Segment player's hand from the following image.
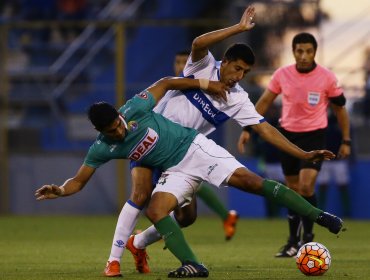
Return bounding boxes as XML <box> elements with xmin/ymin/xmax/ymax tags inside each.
<box><xmin>337</xmin><ymin>143</ymin><xmax>351</xmax><ymax>159</ymax></box>
<box><xmin>237</xmin><ymin>130</ymin><xmax>251</xmax><ymax>154</ymax></box>
<box><xmin>238</xmin><ymin>5</ymin><xmax>256</xmax><ymax>31</ymax></box>
<box><xmin>35</xmin><ymin>184</ymin><xmax>63</xmax><ymax>200</ymax></box>
<box><xmin>207</xmin><ymin>81</ymin><xmax>230</xmax><ymax>102</ymax></box>
<box><xmin>305</xmin><ymin>150</ymin><xmax>335</xmax><ymax>163</ymax></box>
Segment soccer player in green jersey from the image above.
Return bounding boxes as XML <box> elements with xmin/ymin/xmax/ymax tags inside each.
<box><xmin>35</xmin><ymin>76</ymin><xmax>343</xmax><ymax>278</ymax></box>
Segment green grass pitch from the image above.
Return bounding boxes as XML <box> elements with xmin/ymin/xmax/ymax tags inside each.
<box><xmin>1</xmin><ymin>215</ymin><xmax>370</xmax><ymax>279</ymax></box>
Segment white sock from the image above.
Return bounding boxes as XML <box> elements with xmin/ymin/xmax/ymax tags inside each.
<box><xmin>108</xmin><ymin>201</ymin><xmax>142</xmax><ymax>262</ymax></box>
<box><xmin>134</xmin><ymin>211</ymin><xmax>179</xmax><ymax>249</ymax></box>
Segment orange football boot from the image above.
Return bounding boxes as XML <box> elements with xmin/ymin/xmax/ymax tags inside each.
<box><xmin>103</xmin><ymin>260</ymin><xmax>122</xmax><ymax>277</ymax></box>
<box><xmin>223</xmin><ymin>210</ymin><xmax>239</xmax><ymax>240</ymax></box>
<box><xmin>126</xmin><ymin>235</ymin><xmax>150</xmax><ymax>273</ymax></box>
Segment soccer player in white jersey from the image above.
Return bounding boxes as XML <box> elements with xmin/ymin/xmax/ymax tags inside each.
<box><xmin>35</xmin><ymin>75</ymin><xmax>343</xmax><ymax>278</ymax></box>
<box><xmin>104</xmin><ymin>6</ymin><xmax>261</xmax><ymax>276</ymax></box>
<box><xmin>173</xmin><ymin>49</ymin><xmax>239</xmax><ymax>241</ymax></box>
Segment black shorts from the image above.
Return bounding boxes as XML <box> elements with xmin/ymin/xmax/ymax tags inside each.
<box><xmin>278</xmin><ymin>127</ymin><xmax>326</xmax><ymax>176</ymax></box>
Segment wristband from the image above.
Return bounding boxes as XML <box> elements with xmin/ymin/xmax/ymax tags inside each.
<box><xmin>199</xmin><ymin>79</ymin><xmax>209</xmax><ymax>90</ymax></box>
<box><xmin>59</xmin><ymin>186</ymin><xmax>65</xmax><ymax>196</ymax></box>
<box><xmin>341</xmin><ymin>139</ymin><xmax>351</xmax><ymax>146</ymax></box>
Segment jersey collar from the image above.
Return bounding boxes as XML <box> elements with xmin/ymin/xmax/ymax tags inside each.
<box><xmin>119</xmin><ymin>115</ymin><xmax>128</xmax><ymax>129</ymax></box>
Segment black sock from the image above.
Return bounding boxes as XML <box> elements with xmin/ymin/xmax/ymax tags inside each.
<box><xmin>287</xmin><ymin>209</ymin><xmax>301</xmax><ymax>244</ymax></box>
<box><xmin>301</xmin><ymin>194</ymin><xmax>317</xmax><ymax>237</ymax></box>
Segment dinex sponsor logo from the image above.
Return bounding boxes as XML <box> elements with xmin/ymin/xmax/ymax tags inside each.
<box><xmin>193</xmin><ymin>93</ymin><xmax>217</xmax><ymax>118</ymax></box>
<box><xmin>128</xmin><ymin>128</ymin><xmax>159</xmax><ymax>161</ymax></box>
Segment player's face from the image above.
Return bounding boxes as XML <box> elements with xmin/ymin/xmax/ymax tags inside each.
<box><xmin>101</xmin><ymin>117</ymin><xmax>126</xmax><ymax>140</ymax></box>
<box><xmin>174</xmin><ymin>54</ymin><xmax>189</xmax><ymax>76</ymax></box>
<box><xmin>293</xmin><ymin>43</ymin><xmax>316</xmax><ymax>71</ymax></box>
<box><xmin>220</xmin><ymin>59</ymin><xmax>251</xmax><ymax>87</ymax></box>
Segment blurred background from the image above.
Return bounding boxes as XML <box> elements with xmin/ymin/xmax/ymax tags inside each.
<box><xmin>0</xmin><ymin>0</ymin><xmax>369</xmax><ymax>218</ymax></box>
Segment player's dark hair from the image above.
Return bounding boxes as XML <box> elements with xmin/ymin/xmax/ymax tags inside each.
<box><xmin>88</xmin><ymin>101</ymin><xmax>118</xmax><ymax>131</ymax></box>
<box><xmin>223</xmin><ymin>43</ymin><xmax>255</xmax><ymax>65</ymax></box>
<box><xmin>292</xmin><ymin>32</ymin><xmax>318</xmax><ymax>51</ymax></box>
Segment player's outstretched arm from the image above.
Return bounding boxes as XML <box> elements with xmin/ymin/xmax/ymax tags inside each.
<box><xmin>35</xmin><ymin>164</ymin><xmax>95</xmax><ymax>200</ymax></box>
<box><xmin>305</xmin><ymin>150</ymin><xmax>336</xmax><ymax>163</ymax></box>
<box><xmin>253</xmin><ymin>122</ymin><xmax>335</xmax><ymax>161</ymax></box>
<box><xmin>255</xmin><ymin>89</ymin><xmax>277</xmax><ymax>116</ymax></box>
<box><xmin>147</xmin><ymin>77</ymin><xmax>229</xmax><ymax>104</ymax></box>
<box><xmin>191</xmin><ymin>5</ymin><xmax>256</xmax><ymax>62</ymax></box>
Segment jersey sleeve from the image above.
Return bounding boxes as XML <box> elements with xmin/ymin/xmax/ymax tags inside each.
<box><xmin>232</xmin><ymin>93</ymin><xmax>265</xmax><ymax>127</ymax></box>
<box><xmin>122</xmin><ymin>90</ymin><xmax>156</xmax><ymax>117</ymax></box>
<box><xmin>83</xmin><ymin>142</ymin><xmax>110</xmax><ymax>169</ymax></box>
<box><xmin>326</xmin><ymin>72</ymin><xmax>343</xmax><ymax>98</ymax></box>
<box><xmin>183</xmin><ymin>51</ymin><xmax>216</xmax><ymax>77</ymax></box>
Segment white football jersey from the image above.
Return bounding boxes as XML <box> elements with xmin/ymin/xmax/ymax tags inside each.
<box><xmin>154</xmin><ymin>51</ymin><xmax>264</xmax><ymax>136</ymax></box>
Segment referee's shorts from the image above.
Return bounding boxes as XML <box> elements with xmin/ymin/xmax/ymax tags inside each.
<box><xmin>278</xmin><ymin>127</ymin><xmax>326</xmax><ymax>176</ymax></box>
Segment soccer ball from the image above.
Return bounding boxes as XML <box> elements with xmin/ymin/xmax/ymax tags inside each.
<box><xmin>296</xmin><ymin>242</ymin><xmax>331</xmax><ymax>276</ymax></box>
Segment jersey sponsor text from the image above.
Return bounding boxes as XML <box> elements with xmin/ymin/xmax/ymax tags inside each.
<box><xmin>128</xmin><ymin>128</ymin><xmax>159</xmax><ymax>161</ymax></box>
<box><xmin>193</xmin><ymin>93</ymin><xmax>217</xmax><ymax>118</ymax></box>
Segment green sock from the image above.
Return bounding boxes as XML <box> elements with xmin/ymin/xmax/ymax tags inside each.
<box><xmin>154</xmin><ymin>216</ymin><xmax>199</xmax><ymax>263</ymax></box>
<box><xmin>262</xmin><ymin>179</ymin><xmax>321</xmax><ymax>221</ymax></box>
<box><xmin>197</xmin><ymin>182</ymin><xmax>228</xmax><ymax>220</ymax></box>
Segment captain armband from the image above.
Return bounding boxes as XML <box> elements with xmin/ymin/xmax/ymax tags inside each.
<box><xmin>329</xmin><ymin>94</ymin><xmax>346</xmax><ymax>106</ymax></box>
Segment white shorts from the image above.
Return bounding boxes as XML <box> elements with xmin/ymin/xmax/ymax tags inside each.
<box><xmin>152</xmin><ymin>134</ymin><xmax>245</xmax><ymax>206</ymax></box>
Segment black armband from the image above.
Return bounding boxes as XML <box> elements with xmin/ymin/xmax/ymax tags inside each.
<box><xmin>243</xmin><ymin>126</ymin><xmax>253</xmax><ymax>132</ymax></box>
<box><xmin>329</xmin><ymin>94</ymin><xmax>346</xmax><ymax>106</ymax></box>
<box><xmin>341</xmin><ymin>139</ymin><xmax>351</xmax><ymax>146</ymax></box>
